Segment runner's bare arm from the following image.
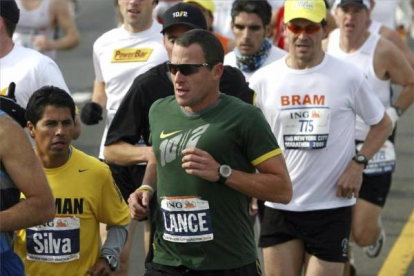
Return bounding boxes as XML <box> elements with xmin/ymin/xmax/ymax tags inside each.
<box><xmin>0</xmin><ymin>116</ymin><xmax>55</xmax><ymax>231</ymax></box>
<box><xmin>104</xmin><ymin>141</ymin><xmax>152</xmax><ymax>166</ymax></box>
<box><xmin>182</xmin><ymin>147</ymin><xmax>292</xmax><ymax>204</ymax></box>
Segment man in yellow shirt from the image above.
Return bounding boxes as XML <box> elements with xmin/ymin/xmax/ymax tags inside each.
<box><xmin>14</xmin><ymin>86</ymin><xmax>130</xmax><ymax>276</ymax></box>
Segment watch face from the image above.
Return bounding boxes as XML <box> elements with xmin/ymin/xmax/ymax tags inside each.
<box><xmin>220</xmin><ymin>165</ymin><xmax>232</xmax><ymax>178</ymax></box>
<box><xmin>357</xmin><ymin>156</ymin><xmax>365</xmax><ymax>162</ymax></box>
<box><xmin>354</xmin><ymin>155</ymin><xmax>367</xmax><ymax>164</ymax></box>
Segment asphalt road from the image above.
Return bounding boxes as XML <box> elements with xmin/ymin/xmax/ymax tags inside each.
<box><xmin>55</xmin><ymin>1</ymin><xmax>414</xmax><ymax>275</ymax></box>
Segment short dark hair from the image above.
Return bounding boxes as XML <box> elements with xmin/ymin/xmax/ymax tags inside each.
<box><xmin>26</xmin><ymin>86</ymin><xmax>76</xmax><ymax>126</ymax></box>
<box><xmin>174</xmin><ymin>29</ymin><xmax>224</xmax><ymax>63</ymax></box>
<box><xmin>231</xmin><ymin>0</ymin><xmax>272</xmax><ymax>27</ymax></box>
<box><xmin>2</xmin><ymin>16</ymin><xmax>17</xmax><ymax>37</ymax></box>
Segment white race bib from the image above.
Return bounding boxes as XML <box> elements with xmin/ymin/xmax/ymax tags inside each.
<box><xmin>281</xmin><ymin>107</ymin><xmax>331</xmax><ymax>149</ymax></box>
<box><xmin>161</xmin><ymin>197</ymin><xmax>213</xmax><ymax>243</ymax></box>
<box><xmin>357</xmin><ymin>140</ymin><xmax>396</xmax><ymax>175</ymax></box>
<box><xmin>26</xmin><ymin>217</ymin><xmax>80</xmax><ymax>263</ymax></box>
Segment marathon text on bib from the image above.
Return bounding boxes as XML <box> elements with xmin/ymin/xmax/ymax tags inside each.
<box><xmin>357</xmin><ymin>140</ymin><xmax>396</xmax><ymax>175</ymax></box>
<box><xmin>281</xmin><ymin>107</ymin><xmax>331</xmax><ymax>149</ymax></box>
<box><xmin>161</xmin><ymin>197</ymin><xmax>213</xmax><ymax>243</ymax></box>
<box><xmin>26</xmin><ymin>216</ymin><xmax>80</xmax><ymax>263</ymax></box>
<box><xmin>111</xmin><ymin>48</ymin><xmax>153</xmax><ymax>63</ymax></box>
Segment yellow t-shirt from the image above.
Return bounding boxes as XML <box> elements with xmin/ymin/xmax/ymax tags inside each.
<box><xmin>14</xmin><ymin>146</ymin><xmax>130</xmax><ymax>276</ymax></box>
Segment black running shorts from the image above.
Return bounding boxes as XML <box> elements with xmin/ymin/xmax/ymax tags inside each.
<box><xmin>359</xmin><ymin>172</ymin><xmax>392</xmax><ymax>207</ymax></box>
<box><xmin>259</xmin><ymin>206</ymin><xmax>352</xmax><ymax>263</ymax></box>
<box><xmin>108</xmin><ymin>163</ymin><xmax>146</xmax><ymax>202</ymax></box>
<box><xmin>143</xmin><ymin>261</ymin><xmax>262</xmax><ymax>276</ymax></box>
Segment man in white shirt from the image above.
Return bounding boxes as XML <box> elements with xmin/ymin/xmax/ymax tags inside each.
<box><xmin>80</xmin><ymin>0</ymin><xmax>168</xmax><ymax>275</ymax></box>
<box><xmin>250</xmin><ymin>0</ymin><xmax>392</xmax><ymax>275</ymax></box>
<box><xmin>0</xmin><ymin>0</ymin><xmax>81</xmax><ymax>138</ymax></box>
<box><xmin>224</xmin><ymin>0</ymin><xmax>285</xmax><ymax>81</ymax></box>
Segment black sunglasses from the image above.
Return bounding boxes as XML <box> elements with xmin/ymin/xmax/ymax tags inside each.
<box><xmin>167</xmin><ymin>62</ymin><xmax>218</xmax><ymax>76</ymax></box>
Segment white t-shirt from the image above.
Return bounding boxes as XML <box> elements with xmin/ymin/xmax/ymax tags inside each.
<box><xmin>93</xmin><ymin>20</ymin><xmax>168</xmax><ymax>158</ymax></box>
<box><xmin>1</xmin><ymin>44</ymin><xmax>69</xmax><ymax>108</ymax></box>
<box><xmin>250</xmin><ymin>54</ymin><xmax>384</xmax><ymax>212</ymax></box>
<box><xmin>327</xmin><ymin>29</ymin><xmax>390</xmax><ymax>140</ymax></box>
<box><xmin>224</xmin><ymin>45</ymin><xmax>286</xmax><ymax>81</ymax></box>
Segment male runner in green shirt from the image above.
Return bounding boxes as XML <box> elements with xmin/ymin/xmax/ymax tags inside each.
<box><xmin>129</xmin><ymin>29</ymin><xmax>292</xmax><ymax>276</ymax></box>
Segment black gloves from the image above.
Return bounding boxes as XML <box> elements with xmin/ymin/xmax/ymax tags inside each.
<box><xmin>80</xmin><ymin>102</ymin><xmax>103</xmax><ymax>125</ymax></box>
<box><xmin>0</xmin><ymin>82</ymin><xmax>27</xmax><ymax>128</ymax></box>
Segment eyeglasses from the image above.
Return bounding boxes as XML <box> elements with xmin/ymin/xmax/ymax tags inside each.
<box><xmin>167</xmin><ymin>62</ymin><xmax>217</xmax><ymax>76</ymax></box>
<box><xmin>286</xmin><ymin>24</ymin><xmax>322</xmax><ymax>35</ymax></box>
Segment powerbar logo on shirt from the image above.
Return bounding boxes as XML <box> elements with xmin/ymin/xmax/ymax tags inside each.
<box><xmin>111</xmin><ymin>48</ymin><xmax>153</xmax><ymax>63</ymax></box>
<box><xmin>161</xmin><ymin>197</ymin><xmax>213</xmax><ymax>243</ymax></box>
<box><xmin>26</xmin><ymin>217</ymin><xmax>80</xmax><ymax>263</ymax></box>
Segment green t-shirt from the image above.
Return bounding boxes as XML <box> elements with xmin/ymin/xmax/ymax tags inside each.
<box><xmin>149</xmin><ymin>94</ymin><xmax>281</xmax><ymax>270</ymax></box>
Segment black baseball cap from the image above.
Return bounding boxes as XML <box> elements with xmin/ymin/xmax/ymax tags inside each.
<box><xmin>0</xmin><ymin>0</ymin><xmax>20</xmax><ymax>24</ymax></box>
<box><xmin>336</xmin><ymin>0</ymin><xmax>370</xmax><ymax>9</ymax></box>
<box><xmin>161</xmin><ymin>3</ymin><xmax>207</xmax><ymax>34</ymax></box>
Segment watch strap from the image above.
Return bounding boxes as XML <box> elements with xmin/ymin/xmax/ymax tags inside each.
<box><xmin>217</xmin><ymin>175</ymin><xmax>227</xmax><ymax>185</ymax></box>
<box><xmin>352</xmin><ymin>154</ymin><xmax>368</xmax><ymax>169</ymax></box>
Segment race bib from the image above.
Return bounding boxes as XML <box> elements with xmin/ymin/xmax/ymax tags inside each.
<box><xmin>161</xmin><ymin>197</ymin><xmax>213</xmax><ymax>243</ymax></box>
<box><xmin>26</xmin><ymin>217</ymin><xmax>80</xmax><ymax>263</ymax></box>
<box><xmin>357</xmin><ymin>140</ymin><xmax>396</xmax><ymax>175</ymax></box>
<box><xmin>281</xmin><ymin>107</ymin><xmax>331</xmax><ymax>149</ymax></box>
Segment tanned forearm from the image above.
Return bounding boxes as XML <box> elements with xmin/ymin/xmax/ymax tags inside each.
<box><xmin>104</xmin><ymin>141</ymin><xmax>152</xmax><ymax>166</ymax></box>
<box><xmin>224</xmin><ymin>155</ymin><xmax>292</xmax><ymax>204</ymax></box>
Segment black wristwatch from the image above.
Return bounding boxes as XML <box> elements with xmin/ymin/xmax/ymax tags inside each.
<box><xmin>352</xmin><ymin>154</ymin><xmax>368</xmax><ymax>169</ymax></box>
<box><xmin>217</xmin><ymin>165</ymin><xmax>232</xmax><ymax>184</ymax></box>
<box><xmin>392</xmin><ymin>105</ymin><xmax>403</xmax><ymax>117</ymax></box>
<box><xmin>101</xmin><ymin>255</ymin><xmax>118</xmax><ymax>271</ymax></box>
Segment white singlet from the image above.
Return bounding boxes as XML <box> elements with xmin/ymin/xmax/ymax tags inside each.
<box><xmin>327</xmin><ymin>29</ymin><xmax>391</xmax><ymax>141</ymax></box>
<box><xmin>13</xmin><ymin>0</ymin><xmax>56</xmax><ymax>60</ymax></box>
